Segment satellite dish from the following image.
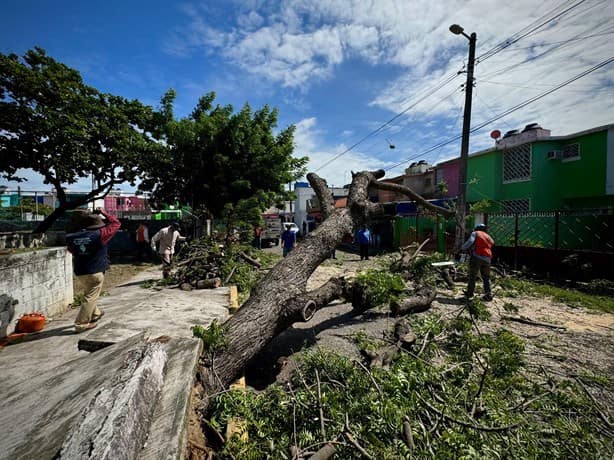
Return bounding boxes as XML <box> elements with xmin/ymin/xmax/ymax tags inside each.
<box><xmin>490</xmin><ymin>130</ymin><xmax>501</xmax><ymax>140</ymax></box>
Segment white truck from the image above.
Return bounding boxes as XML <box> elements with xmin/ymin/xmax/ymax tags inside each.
<box><xmin>261</xmin><ymin>214</ymin><xmax>282</xmax><ymax>246</ymax></box>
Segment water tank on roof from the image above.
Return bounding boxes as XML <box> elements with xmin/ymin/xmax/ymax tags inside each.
<box><xmin>502</xmin><ymin>129</ymin><xmax>519</xmax><ymax>138</ymax></box>
<box><xmin>418</xmin><ymin>160</ymin><xmax>427</xmax><ymax>165</ymax></box>
<box><xmin>409</xmin><ymin>162</ymin><xmax>417</xmax><ymax>168</ymax></box>
<box><xmin>522</xmin><ymin>123</ymin><xmax>542</xmax><ymax>132</ymax></box>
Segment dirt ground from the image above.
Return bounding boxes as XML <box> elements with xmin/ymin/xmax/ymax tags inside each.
<box><xmin>248</xmin><ymin>249</ymin><xmax>614</xmax><ymax>412</ymax></box>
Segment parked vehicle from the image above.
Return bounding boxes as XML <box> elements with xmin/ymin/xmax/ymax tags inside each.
<box><xmin>285</xmin><ymin>222</ymin><xmax>299</xmax><ymax>234</ymax></box>
<box><xmin>261</xmin><ymin>214</ymin><xmax>282</xmax><ymax>246</ymax></box>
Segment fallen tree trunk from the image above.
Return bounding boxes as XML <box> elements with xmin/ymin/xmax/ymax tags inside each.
<box><xmin>390</xmin><ymin>287</ymin><xmax>438</xmax><ymax>316</ymax></box>
<box><xmin>197</xmin><ymin>170</ymin><xmax>454</xmax><ymax>396</ymax></box>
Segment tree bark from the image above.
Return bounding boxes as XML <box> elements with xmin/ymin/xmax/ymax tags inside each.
<box><xmin>390</xmin><ymin>287</ymin><xmax>437</xmax><ymax>316</ymax></box>
<box><xmin>197</xmin><ymin>170</ymin><xmax>452</xmax><ymax>395</ymax></box>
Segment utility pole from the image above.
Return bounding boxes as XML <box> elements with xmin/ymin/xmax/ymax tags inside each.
<box><xmin>450</xmin><ymin>24</ymin><xmax>477</xmax><ymax>251</ymax></box>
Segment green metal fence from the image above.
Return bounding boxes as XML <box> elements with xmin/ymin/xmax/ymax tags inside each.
<box><xmin>486</xmin><ymin>209</ymin><xmax>614</xmax><ymax>253</ymax></box>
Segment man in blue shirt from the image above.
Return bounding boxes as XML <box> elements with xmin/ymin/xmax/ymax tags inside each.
<box><xmin>356</xmin><ymin>225</ymin><xmax>371</xmax><ymax>260</ymax></box>
<box><xmin>281</xmin><ymin>223</ymin><xmax>297</xmax><ymax>257</ymax></box>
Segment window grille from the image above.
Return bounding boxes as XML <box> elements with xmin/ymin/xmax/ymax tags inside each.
<box><xmin>503</xmin><ymin>144</ymin><xmax>531</xmax><ymax>182</ymax></box>
<box><xmin>562</xmin><ymin>143</ymin><xmax>580</xmax><ymax>160</ymax></box>
<box><xmin>502</xmin><ymin>199</ymin><xmax>530</xmax><ymax>214</ymax></box>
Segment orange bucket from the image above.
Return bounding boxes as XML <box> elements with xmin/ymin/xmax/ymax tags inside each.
<box><xmin>17</xmin><ymin>313</ymin><xmax>46</xmax><ymax>333</ymax></box>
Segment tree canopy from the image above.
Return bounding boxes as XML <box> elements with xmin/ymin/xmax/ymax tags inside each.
<box><xmin>139</xmin><ymin>90</ymin><xmax>308</xmax><ymax>224</ymax></box>
<box><xmin>0</xmin><ymin>47</ymin><xmax>164</xmax><ymax>232</ymax></box>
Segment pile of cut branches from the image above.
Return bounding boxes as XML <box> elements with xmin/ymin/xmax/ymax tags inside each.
<box><xmin>168</xmin><ymin>237</ymin><xmax>279</xmax><ymax>294</ymax></box>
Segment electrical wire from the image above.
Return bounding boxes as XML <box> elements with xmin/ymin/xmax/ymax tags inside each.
<box><xmin>313</xmin><ymin>0</ymin><xmax>602</xmax><ymax>174</ymax></box>
<box><xmin>384</xmin><ymin>56</ymin><xmax>614</xmax><ymax>171</ymax></box>
<box><xmin>491</xmin><ymin>30</ymin><xmax>614</xmax><ymax>53</ymax></box>
<box><xmin>312</xmin><ymin>72</ymin><xmax>461</xmax><ymax>172</ymax></box>
<box><xmin>476</xmin><ymin>0</ymin><xmax>589</xmax><ymax>63</ymax></box>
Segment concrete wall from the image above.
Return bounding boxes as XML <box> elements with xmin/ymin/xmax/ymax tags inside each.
<box><xmin>0</xmin><ymin>247</ymin><xmax>73</xmax><ymax>338</ymax></box>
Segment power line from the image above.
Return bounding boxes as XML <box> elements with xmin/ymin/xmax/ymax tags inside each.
<box><xmin>491</xmin><ymin>30</ymin><xmax>614</xmax><ymax>53</ymax></box>
<box><xmin>477</xmin><ymin>0</ymin><xmax>589</xmax><ymax>63</ymax></box>
<box><xmin>385</xmin><ymin>56</ymin><xmax>614</xmax><ymax>171</ymax></box>
<box><xmin>313</xmin><ymin>0</ymin><xmax>599</xmax><ymax>174</ymax></box>
<box><xmin>480</xmin><ymin>20</ymin><xmax>614</xmax><ymax>80</ymax></box>
<box><xmin>313</xmin><ymin>72</ymin><xmax>460</xmax><ymax>172</ymax></box>
<box><xmin>357</xmin><ymin>84</ymin><xmax>464</xmax><ymax>160</ymax></box>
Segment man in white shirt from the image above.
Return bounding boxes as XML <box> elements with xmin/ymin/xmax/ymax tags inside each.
<box><xmin>151</xmin><ymin>222</ymin><xmax>185</xmax><ymax>278</ymax></box>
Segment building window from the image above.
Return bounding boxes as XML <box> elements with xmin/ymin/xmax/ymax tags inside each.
<box><xmin>502</xmin><ymin>199</ymin><xmax>530</xmax><ymax>214</ymax></box>
<box><xmin>561</xmin><ymin>143</ymin><xmax>580</xmax><ymax>161</ymax></box>
<box><xmin>503</xmin><ymin>144</ymin><xmax>531</xmax><ymax>183</ymax></box>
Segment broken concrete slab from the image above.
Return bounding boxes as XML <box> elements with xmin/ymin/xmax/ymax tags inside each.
<box><xmin>79</xmin><ymin>286</ymin><xmax>230</xmax><ymax>352</ymax></box>
<box><xmin>59</xmin><ymin>342</ymin><xmax>167</xmax><ymax>460</ymax></box>
<box><xmin>0</xmin><ymin>334</ymin><xmax>203</xmax><ymax>460</ymax></box>
<box><xmin>0</xmin><ymin>333</ymin><xmax>147</xmax><ymax>460</ymax></box>
<box><xmin>139</xmin><ymin>337</ymin><xmax>202</xmax><ymax>460</ymax></box>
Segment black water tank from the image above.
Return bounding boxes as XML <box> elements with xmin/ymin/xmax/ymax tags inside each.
<box><xmin>522</xmin><ymin>123</ymin><xmax>542</xmax><ymax>132</ymax></box>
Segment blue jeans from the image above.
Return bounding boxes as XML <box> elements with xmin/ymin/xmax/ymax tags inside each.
<box><xmin>283</xmin><ymin>246</ymin><xmax>293</xmax><ymax>257</ymax></box>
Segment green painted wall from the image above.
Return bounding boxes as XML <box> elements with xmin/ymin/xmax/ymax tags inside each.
<box><xmin>530</xmin><ymin>131</ymin><xmax>609</xmax><ymax>210</ymax></box>
<box><xmin>466</xmin><ymin>151</ymin><xmax>498</xmax><ymax>204</ymax></box>
<box><xmin>466</xmin><ymin>129</ymin><xmax>613</xmax><ymax>211</ymax></box>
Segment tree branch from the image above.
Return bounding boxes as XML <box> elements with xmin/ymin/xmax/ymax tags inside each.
<box><xmin>307</xmin><ymin>173</ymin><xmax>335</xmax><ymax>220</ymax></box>
<box><xmin>372</xmin><ymin>181</ymin><xmax>454</xmax><ymax>217</ymax></box>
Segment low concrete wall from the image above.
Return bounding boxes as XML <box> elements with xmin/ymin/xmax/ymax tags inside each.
<box><xmin>0</xmin><ymin>247</ymin><xmax>73</xmax><ymax>338</ymax></box>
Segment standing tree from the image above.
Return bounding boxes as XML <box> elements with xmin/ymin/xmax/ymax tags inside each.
<box><xmin>0</xmin><ymin>47</ymin><xmax>165</xmax><ymax>233</ymax></box>
<box><xmin>139</xmin><ymin>90</ymin><xmax>307</xmax><ymax>227</ymax></box>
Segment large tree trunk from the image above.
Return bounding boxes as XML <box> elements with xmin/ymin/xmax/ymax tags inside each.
<box><xmin>198</xmin><ymin>170</ymin><xmax>452</xmax><ymax>394</ymax></box>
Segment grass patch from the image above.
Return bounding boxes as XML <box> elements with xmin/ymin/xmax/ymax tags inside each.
<box><xmin>498</xmin><ymin>278</ymin><xmax>614</xmax><ymax>314</ymax></box>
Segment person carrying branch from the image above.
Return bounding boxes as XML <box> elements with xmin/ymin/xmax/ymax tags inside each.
<box><xmin>66</xmin><ymin>208</ymin><xmax>121</xmax><ymax>332</ymax></box>
<box><xmin>151</xmin><ymin>222</ymin><xmax>185</xmax><ymax>278</ymax></box>
<box><xmin>460</xmin><ymin>223</ymin><xmax>495</xmax><ymax>301</ymax></box>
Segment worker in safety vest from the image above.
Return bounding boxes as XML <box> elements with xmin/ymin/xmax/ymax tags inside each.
<box><xmin>460</xmin><ymin>223</ymin><xmax>495</xmax><ymax>301</ymax></box>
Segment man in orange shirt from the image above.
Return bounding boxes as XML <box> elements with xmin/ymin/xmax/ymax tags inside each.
<box><xmin>135</xmin><ymin>223</ymin><xmax>150</xmax><ymax>261</ymax></box>
<box><xmin>460</xmin><ymin>223</ymin><xmax>495</xmax><ymax>301</ymax></box>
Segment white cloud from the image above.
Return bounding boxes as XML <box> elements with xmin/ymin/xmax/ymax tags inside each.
<box><xmin>293</xmin><ymin>117</ymin><xmax>400</xmax><ymax>186</ymax></box>
<box><xmin>162</xmin><ymin>0</ymin><xmax>613</xmax><ymax>173</ymax></box>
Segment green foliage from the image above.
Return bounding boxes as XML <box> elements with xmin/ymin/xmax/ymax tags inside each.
<box><xmin>1</xmin><ymin>198</ymin><xmax>54</xmax><ymax>219</ymax></box>
<box><xmin>207</xmin><ymin>333</ymin><xmax>611</xmax><ymax>459</ymax></box>
<box><xmin>436</xmin><ymin>179</ymin><xmax>448</xmax><ymax>196</ymax></box>
<box><xmin>469</xmin><ymin>199</ymin><xmax>499</xmax><ymax>214</ymax></box>
<box><xmin>354</xmin><ymin>269</ymin><xmax>406</xmax><ymax>307</ymax></box>
<box><xmin>0</xmin><ymin>48</ymin><xmax>164</xmax><ymax>231</ymax></box>
<box><xmin>139</xmin><ymin>89</ymin><xmax>308</xmax><ymax>218</ymax></box>
<box><xmin>192</xmin><ymin>320</ymin><xmax>227</xmax><ymax>355</ymax></box>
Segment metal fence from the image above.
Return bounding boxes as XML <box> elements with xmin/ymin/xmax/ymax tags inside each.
<box><xmin>485</xmin><ymin>209</ymin><xmax>614</xmax><ymax>278</ymax></box>
<box><xmin>486</xmin><ymin>209</ymin><xmax>614</xmax><ymax>253</ymax></box>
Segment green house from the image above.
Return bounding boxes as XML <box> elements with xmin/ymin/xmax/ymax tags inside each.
<box><xmin>466</xmin><ymin>123</ymin><xmax>614</xmax><ymax>212</ymax></box>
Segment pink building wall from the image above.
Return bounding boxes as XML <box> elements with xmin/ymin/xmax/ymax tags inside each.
<box><xmin>103</xmin><ymin>195</ymin><xmax>149</xmax><ymax>212</ymax></box>
<box><xmin>435</xmin><ymin>160</ymin><xmax>460</xmax><ymax>198</ymax></box>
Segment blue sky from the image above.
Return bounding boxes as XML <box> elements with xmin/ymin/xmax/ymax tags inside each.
<box><xmin>2</xmin><ymin>0</ymin><xmax>613</xmax><ymax>192</ymax></box>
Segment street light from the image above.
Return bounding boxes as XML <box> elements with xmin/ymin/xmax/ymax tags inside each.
<box><xmin>449</xmin><ymin>24</ymin><xmax>477</xmax><ymax>251</ymax></box>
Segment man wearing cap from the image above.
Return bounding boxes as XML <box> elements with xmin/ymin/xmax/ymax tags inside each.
<box><xmin>151</xmin><ymin>222</ymin><xmax>185</xmax><ymax>278</ymax></box>
<box><xmin>66</xmin><ymin>208</ymin><xmax>121</xmax><ymax>332</ymax></box>
<box><xmin>460</xmin><ymin>223</ymin><xmax>495</xmax><ymax>301</ymax></box>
